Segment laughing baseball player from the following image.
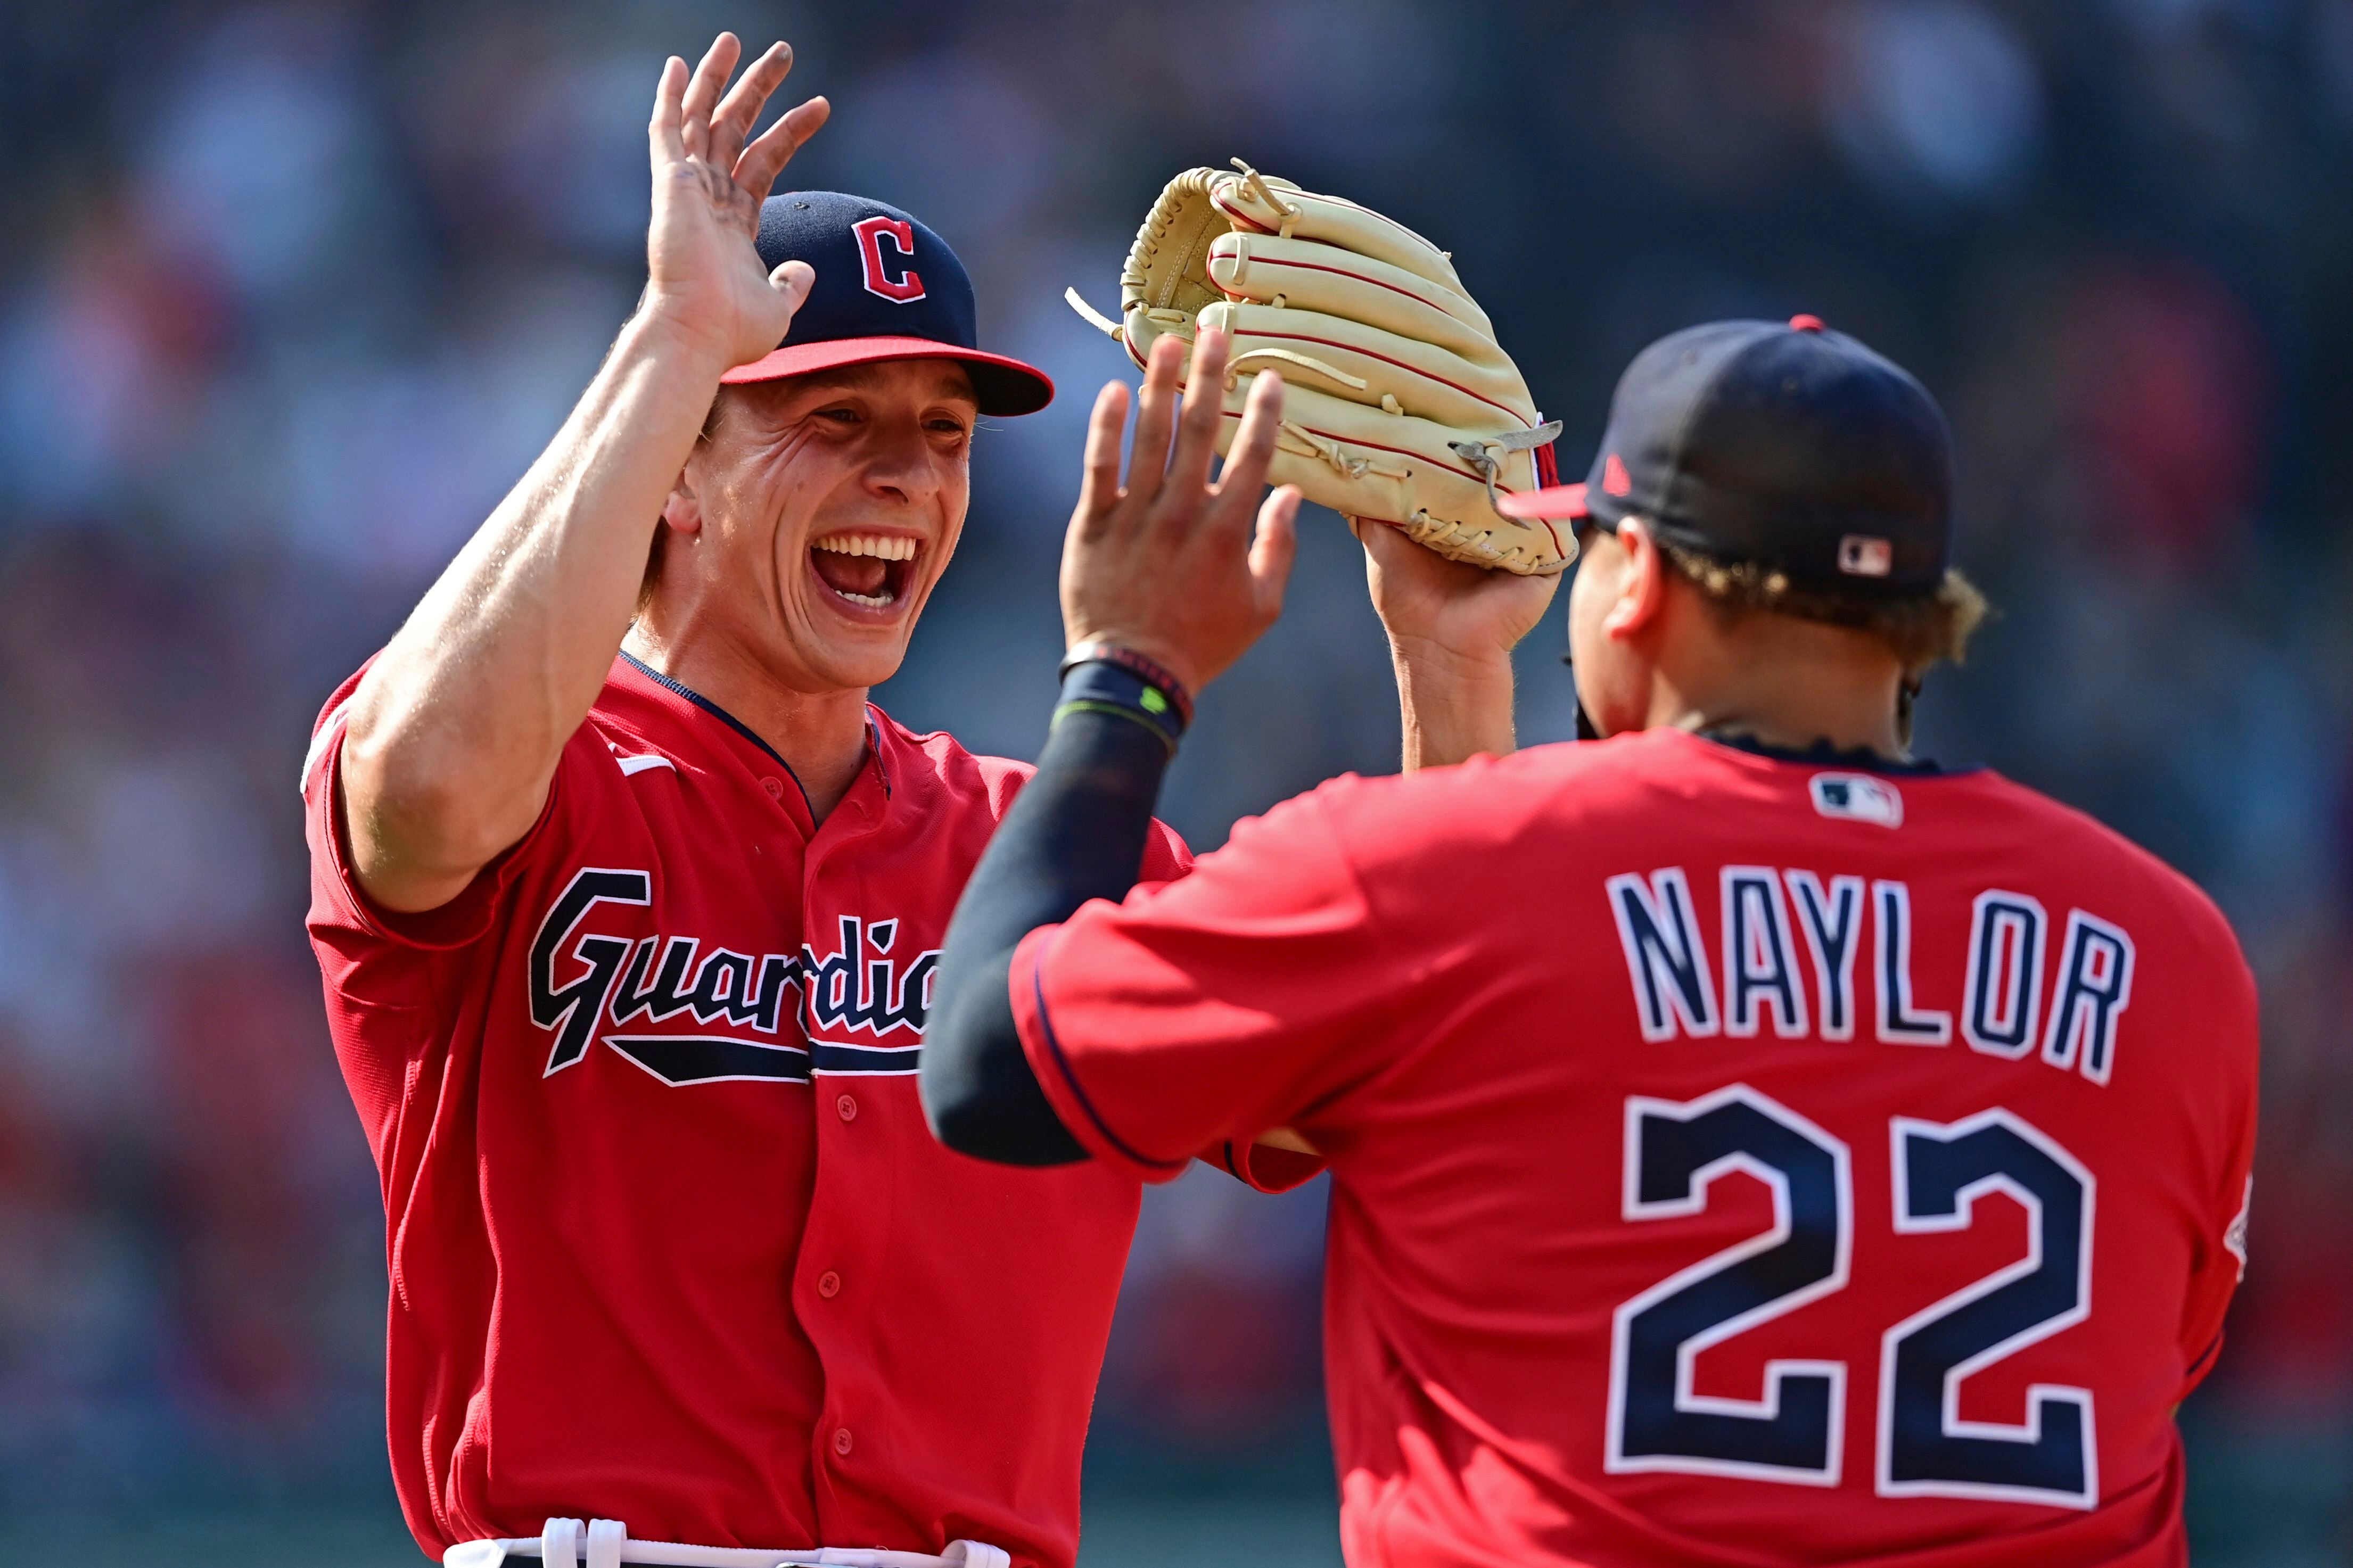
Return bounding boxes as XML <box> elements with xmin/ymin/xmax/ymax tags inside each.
<box><xmin>300</xmin><ymin>35</ymin><xmax>1339</xmax><ymax>1568</ymax></box>
<box><xmin>923</xmin><ymin>315</ymin><xmax>2259</xmax><ymax>1565</ymax></box>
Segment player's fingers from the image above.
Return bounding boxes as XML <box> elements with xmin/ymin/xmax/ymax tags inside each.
<box><xmin>1074</xmin><ymin>381</ymin><xmax>1131</xmax><ymax>533</ymax></box>
<box><xmin>649</xmin><ymin>56</ymin><xmax>688</xmax><ymax>166</ymax></box>
<box><xmin>679</xmin><ymin>32</ymin><xmax>741</xmax><ymax>160</ymax></box>
<box><xmin>738</xmin><ymin>96</ymin><xmax>828</xmax><ymax>198</ymax></box>
<box><xmin>1167</xmin><ymin>326</ymin><xmax>1229</xmax><ymax>496</ymax></box>
<box><xmin>1351</xmin><ymin>510</ymin><xmax>1414</xmax><ymax>570</ymax></box>
<box><xmin>1248</xmin><ymin>486</ymin><xmax>1303</xmax><ymax>622</ymax></box>
<box><xmin>708</xmin><ymin>41</ymin><xmax>789</xmax><ymax>169</ymax></box>
<box><xmin>1125</xmin><ymin>334</ymin><xmax>1184</xmax><ymax>514</ymax></box>
<box><xmin>710</xmin><ymin>43</ymin><xmax>786</xmax><ymax>137</ymax></box>
<box><xmin>1212</xmin><ymin>367</ymin><xmax>1285</xmax><ymax>526</ymax></box>
<box><xmin>767</xmin><ymin>259</ymin><xmax>816</xmax><ymax>319</ymax></box>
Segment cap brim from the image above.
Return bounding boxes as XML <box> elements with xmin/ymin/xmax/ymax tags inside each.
<box><xmin>719</xmin><ymin>336</ymin><xmax>1054</xmax><ymax>416</ymax></box>
<box><xmin>1496</xmin><ymin>481</ymin><xmax>1590</xmax><ymax>521</ymax></box>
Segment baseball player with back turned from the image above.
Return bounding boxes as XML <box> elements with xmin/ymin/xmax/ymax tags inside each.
<box><xmin>298</xmin><ymin>34</ymin><xmax>1339</xmax><ymax>1568</ymax></box>
<box><xmin>923</xmin><ymin>316</ymin><xmax>2259</xmax><ymax>1566</ymax></box>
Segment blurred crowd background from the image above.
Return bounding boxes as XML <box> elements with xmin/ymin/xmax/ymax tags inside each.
<box><xmin>0</xmin><ymin>0</ymin><xmax>2347</xmax><ymax>1562</ymax></box>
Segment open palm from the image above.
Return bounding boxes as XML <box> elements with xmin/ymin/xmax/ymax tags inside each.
<box><xmin>1062</xmin><ymin>331</ymin><xmax>1302</xmax><ymax>696</ymax></box>
<box><xmin>645</xmin><ymin>33</ymin><xmax>832</xmax><ymax>370</ymax></box>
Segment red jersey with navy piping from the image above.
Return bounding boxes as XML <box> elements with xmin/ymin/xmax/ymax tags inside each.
<box><xmin>1010</xmin><ymin>728</ymin><xmax>2257</xmax><ymax>1568</ymax></box>
<box><xmin>302</xmin><ymin>652</ymin><xmax>1313</xmax><ymax>1565</ymax></box>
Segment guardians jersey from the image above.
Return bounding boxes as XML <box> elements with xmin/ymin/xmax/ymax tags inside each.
<box><xmin>1012</xmin><ymin>728</ymin><xmax>2256</xmax><ymax>1567</ymax></box>
<box><xmin>303</xmin><ymin>651</ymin><xmax>1312</xmax><ymax>1566</ymax></box>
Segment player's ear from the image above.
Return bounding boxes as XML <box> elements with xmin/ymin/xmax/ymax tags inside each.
<box><xmin>661</xmin><ymin>471</ymin><xmax>705</xmax><ymax>536</ymax></box>
<box><xmin>1603</xmin><ymin>516</ymin><xmax>1668</xmax><ymax>640</ymax></box>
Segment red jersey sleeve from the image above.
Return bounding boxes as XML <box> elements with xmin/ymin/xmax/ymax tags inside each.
<box><xmin>1011</xmin><ymin>783</ymin><xmax>1409</xmax><ymax>1182</ymax></box>
<box><xmin>302</xmin><ymin>673</ymin><xmax>618</xmax><ymax>1168</ymax></box>
<box><xmin>1208</xmin><ymin>1136</ymin><xmax>1327</xmax><ymax>1194</ymax></box>
<box><xmin>2176</xmin><ymin>943</ymin><xmax>2260</xmax><ymax>1398</ymax></box>
<box><xmin>1139</xmin><ymin>816</ymin><xmax>1191</xmax><ymax>886</ymax></box>
<box><xmin>1127</xmin><ymin>808</ymin><xmax>1327</xmax><ymax>1193</ymax></box>
<box><xmin>302</xmin><ymin>677</ymin><xmax>606</xmax><ymax>967</ymax></box>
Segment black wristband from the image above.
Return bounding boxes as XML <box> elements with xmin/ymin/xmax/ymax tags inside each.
<box><xmin>1054</xmin><ymin>658</ymin><xmax>1187</xmax><ymax>756</ymax></box>
<box><xmin>1058</xmin><ymin>641</ymin><xmax>1195</xmax><ymax>728</ymax></box>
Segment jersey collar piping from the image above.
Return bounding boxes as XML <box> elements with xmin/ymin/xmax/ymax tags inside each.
<box><xmin>863</xmin><ymin>707</ymin><xmax>894</xmax><ymax>800</ymax></box>
<box><xmin>1688</xmin><ymin>725</ymin><xmax>1979</xmax><ymax>778</ymax></box>
<box><xmin>618</xmin><ymin>650</ymin><xmax>819</xmax><ymax>821</ymax></box>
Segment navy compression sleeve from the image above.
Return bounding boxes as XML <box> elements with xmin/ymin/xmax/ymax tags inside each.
<box><xmin>922</xmin><ymin>706</ymin><xmax>1171</xmax><ymax>1165</ymax></box>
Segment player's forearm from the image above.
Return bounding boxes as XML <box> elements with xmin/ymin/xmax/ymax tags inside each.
<box><xmin>343</xmin><ymin>310</ymin><xmax>730</xmax><ymax>909</ymax></box>
<box><xmin>1390</xmin><ymin>639</ymin><xmax>1518</xmax><ymax>771</ymax></box>
<box><xmin>924</xmin><ymin>708</ymin><xmax>1171</xmax><ymax>1165</ymax></box>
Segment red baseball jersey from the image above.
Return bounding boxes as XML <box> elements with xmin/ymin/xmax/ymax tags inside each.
<box><xmin>1013</xmin><ymin>728</ymin><xmax>2257</xmax><ymax>1568</ymax></box>
<box><xmin>302</xmin><ymin>653</ymin><xmax>1314</xmax><ymax>1566</ymax></box>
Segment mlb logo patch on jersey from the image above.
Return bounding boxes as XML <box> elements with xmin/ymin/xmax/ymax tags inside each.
<box><xmin>1811</xmin><ymin>772</ymin><xmax>1903</xmax><ymax>828</ymax></box>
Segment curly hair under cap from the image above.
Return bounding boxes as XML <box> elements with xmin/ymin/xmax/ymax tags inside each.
<box><xmin>1655</xmin><ymin>538</ymin><xmax>1990</xmax><ymax>677</ymax></box>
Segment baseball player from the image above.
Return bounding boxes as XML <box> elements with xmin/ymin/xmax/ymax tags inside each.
<box><xmin>299</xmin><ymin>36</ymin><xmax>1342</xmax><ymax>1568</ymax></box>
<box><xmin>922</xmin><ymin>316</ymin><xmax>2259</xmax><ymax>1565</ymax></box>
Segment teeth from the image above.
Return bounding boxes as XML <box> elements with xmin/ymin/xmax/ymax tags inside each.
<box><xmin>811</xmin><ymin>533</ymin><xmax>917</xmax><ymax>560</ymax></box>
<box><xmin>835</xmin><ymin>588</ymin><xmax>896</xmax><ymax>608</ymax></box>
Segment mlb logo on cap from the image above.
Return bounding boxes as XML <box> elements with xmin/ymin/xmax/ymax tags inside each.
<box><xmin>1838</xmin><ymin>534</ymin><xmax>1895</xmax><ymax>577</ymax></box>
<box><xmin>719</xmin><ymin>191</ymin><xmax>1053</xmax><ymax>417</ymax></box>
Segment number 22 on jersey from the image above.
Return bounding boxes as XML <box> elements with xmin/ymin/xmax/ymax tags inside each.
<box><xmin>1605</xmin><ymin>1085</ymin><xmax>2096</xmax><ymax>1509</ymax></box>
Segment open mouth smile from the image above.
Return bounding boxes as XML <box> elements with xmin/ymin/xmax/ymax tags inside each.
<box><xmin>809</xmin><ymin>532</ymin><xmax>919</xmax><ymax>614</ymax></box>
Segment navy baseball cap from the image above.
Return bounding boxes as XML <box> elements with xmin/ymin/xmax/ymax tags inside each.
<box><xmin>719</xmin><ymin>191</ymin><xmax>1052</xmax><ymax>417</ymax></box>
<box><xmin>1500</xmin><ymin>315</ymin><xmax>1954</xmax><ymax>593</ymax></box>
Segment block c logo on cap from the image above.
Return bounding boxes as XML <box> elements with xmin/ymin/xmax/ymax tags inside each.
<box><xmin>853</xmin><ymin>215</ymin><xmax>925</xmax><ymax>303</ymax></box>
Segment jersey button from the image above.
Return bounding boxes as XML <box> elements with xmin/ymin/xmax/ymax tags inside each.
<box><xmin>836</xmin><ymin>1093</ymin><xmax>858</xmax><ymax>1123</ymax></box>
<box><xmin>817</xmin><ymin>1270</ymin><xmax>842</xmax><ymax>1299</ymax></box>
<box><xmin>760</xmin><ymin>776</ymin><xmax>784</xmax><ymax>799</ymax></box>
<box><xmin>832</xmin><ymin>1427</ymin><xmax>853</xmax><ymax>1457</ymax></box>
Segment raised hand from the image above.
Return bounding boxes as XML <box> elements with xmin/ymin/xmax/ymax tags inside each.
<box><xmin>1348</xmin><ymin>515</ymin><xmax>1560</xmax><ymax>769</ymax></box>
<box><xmin>1062</xmin><ymin>332</ymin><xmax>1303</xmax><ymax>696</ymax></box>
<box><xmin>1349</xmin><ymin>513</ymin><xmax>1560</xmax><ymax>671</ymax></box>
<box><xmin>644</xmin><ymin>34</ymin><xmax>832</xmax><ymax>369</ymax></box>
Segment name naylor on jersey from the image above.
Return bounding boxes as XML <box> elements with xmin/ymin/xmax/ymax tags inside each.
<box><xmin>526</xmin><ymin>868</ymin><xmax>937</xmax><ymax>1080</ymax></box>
<box><xmin>1606</xmin><ymin>867</ymin><xmax>2135</xmax><ymax>1085</ymax></box>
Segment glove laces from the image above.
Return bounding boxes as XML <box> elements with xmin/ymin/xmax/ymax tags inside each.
<box><xmin>1448</xmin><ymin>421</ymin><xmax>1564</xmax><ymax>515</ymax></box>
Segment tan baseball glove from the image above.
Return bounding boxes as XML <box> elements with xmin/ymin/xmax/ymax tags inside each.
<box><xmin>1067</xmin><ymin>161</ymin><xmax>1569</xmax><ymax>575</ymax></box>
